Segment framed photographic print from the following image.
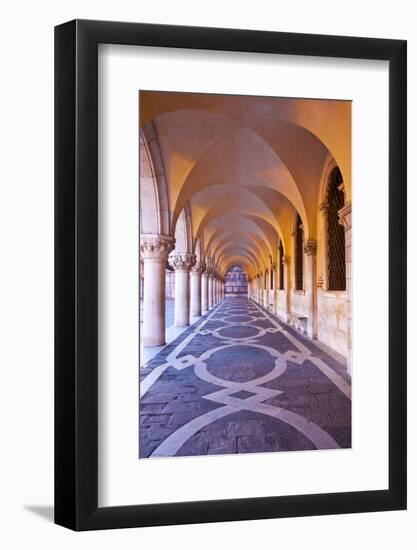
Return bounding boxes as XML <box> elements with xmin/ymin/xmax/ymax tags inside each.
<box><xmin>55</xmin><ymin>20</ymin><xmax>407</xmax><ymax>530</ymax></box>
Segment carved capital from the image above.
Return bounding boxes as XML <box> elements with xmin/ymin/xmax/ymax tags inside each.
<box><xmin>282</xmin><ymin>255</ymin><xmax>290</xmax><ymax>265</ymax></box>
<box><xmin>209</xmin><ymin>272</ymin><xmax>216</xmax><ymax>280</ymax></box>
<box><xmin>190</xmin><ymin>261</ymin><xmax>206</xmax><ymax>276</ymax></box>
<box><xmin>319</xmin><ymin>202</ymin><xmax>329</xmax><ymax>214</ymax></box>
<box><xmin>303</xmin><ymin>239</ymin><xmax>317</xmax><ymax>256</ymax></box>
<box><xmin>271</xmin><ymin>263</ymin><xmax>277</xmax><ymax>270</ymax></box>
<box><xmin>140</xmin><ymin>234</ymin><xmax>175</xmax><ymax>260</ymax></box>
<box><xmin>169</xmin><ymin>253</ymin><xmax>196</xmax><ymax>272</ymax></box>
<box><xmin>338</xmin><ymin>202</ymin><xmax>352</xmax><ymax>230</ymax></box>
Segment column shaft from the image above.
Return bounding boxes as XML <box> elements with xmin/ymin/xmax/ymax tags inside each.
<box><xmin>190</xmin><ymin>262</ymin><xmax>204</xmax><ymax>317</ymax></box>
<box><xmin>174</xmin><ymin>270</ymin><xmax>190</xmax><ymax>326</ymax></box>
<box><xmin>201</xmin><ymin>272</ymin><xmax>209</xmax><ymax>314</ymax></box>
<box><xmin>208</xmin><ymin>275</ymin><xmax>214</xmax><ymax>309</ymax></box>
<box><xmin>304</xmin><ymin>240</ymin><xmax>317</xmax><ymax>338</ymax></box>
<box><xmin>142</xmin><ymin>259</ymin><xmax>165</xmax><ymax>345</ymax></box>
<box><xmin>283</xmin><ymin>256</ymin><xmax>291</xmax><ymax>322</ymax></box>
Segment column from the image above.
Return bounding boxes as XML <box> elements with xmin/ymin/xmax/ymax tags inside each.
<box><xmin>190</xmin><ymin>261</ymin><xmax>205</xmax><ymax>318</ymax></box>
<box><xmin>282</xmin><ymin>255</ymin><xmax>291</xmax><ymax>322</ymax></box>
<box><xmin>208</xmin><ymin>272</ymin><xmax>215</xmax><ymax>309</ymax></box>
<box><xmin>169</xmin><ymin>253</ymin><xmax>196</xmax><ymax>327</ymax></box>
<box><xmin>170</xmin><ymin>270</ymin><xmax>175</xmax><ymax>298</ymax></box>
<box><xmin>271</xmin><ymin>262</ymin><xmax>278</xmax><ymax>315</ymax></box>
<box><xmin>211</xmin><ymin>274</ymin><xmax>217</xmax><ymax>306</ymax></box>
<box><xmin>339</xmin><ymin>202</ymin><xmax>352</xmax><ymax>375</ymax></box>
<box><xmin>304</xmin><ymin>240</ymin><xmax>317</xmax><ymax>338</ymax></box>
<box><xmin>257</xmin><ymin>274</ymin><xmax>261</xmax><ymax>304</ymax></box>
<box><xmin>139</xmin><ymin>260</ymin><xmax>144</xmax><ymax>302</ymax></box>
<box><xmin>140</xmin><ymin>234</ymin><xmax>174</xmax><ymax>346</ymax></box>
<box><xmin>201</xmin><ymin>269</ymin><xmax>209</xmax><ymax>314</ymax></box>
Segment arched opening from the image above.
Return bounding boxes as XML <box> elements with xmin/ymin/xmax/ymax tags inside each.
<box><xmin>225</xmin><ymin>265</ymin><xmax>248</xmax><ymax>296</ymax></box>
<box><xmin>294</xmin><ymin>213</ymin><xmax>304</xmax><ymax>290</ymax></box>
<box><xmin>279</xmin><ymin>241</ymin><xmax>284</xmax><ymax>290</ymax></box>
<box><xmin>327</xmin><ymin>167</ymin><xmax>346</xmax><ymax>291</ymax></box>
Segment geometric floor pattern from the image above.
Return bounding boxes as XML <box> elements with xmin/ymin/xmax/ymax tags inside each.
<box><xmin>139</xmin><ymin>297</ymin><xmax>351</xmax><ymax>458</ymax></box>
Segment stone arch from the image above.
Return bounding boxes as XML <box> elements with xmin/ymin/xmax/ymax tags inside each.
<box><xmin>173</xmin><ymin>202</ymin><xmax>193</xmax><ymax>254</ymax></box>
<box><xmin>139</xmin><ymin>125</ymin><xmax>170</xmax><ymax>236</ymax></box>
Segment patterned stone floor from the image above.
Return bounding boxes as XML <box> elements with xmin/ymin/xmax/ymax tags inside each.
<box><xmin>139</xmin><ymin>297</ymin><xmax>351</xmax><ymax>458</ymax></box>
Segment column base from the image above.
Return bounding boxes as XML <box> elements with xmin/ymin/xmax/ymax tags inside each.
<box><xmin>143</xmin><ymin>334</ymin><xmax>165</xmax><ymax>347</ymax></box>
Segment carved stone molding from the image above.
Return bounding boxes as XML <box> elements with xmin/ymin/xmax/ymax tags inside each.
<box><xmin>169</xmin><ymin>253</ymin><xmax>196</xmax><ymax>272</ymax></box>
<box><xmin>338</xmin><ymin>202</ymin><xmax>352</xmax><ymax>231</ymax></box>
<box><xmin>190</xmin><ymin>261</ymin><xmax>206</xmax><ymax>276</ymax></box>
<box><xmin>140</xmin><ymin>234</ymin><xmax>175</xmax><ymax>260</ymax></box>
<box><xmin>209</xmin><ymin>272</ymin><xmax>216</xmax><ymax>280</ymax></box>
<box><xmin>282</xmin><ymin>255</ymin><xmax>290</xmax><ymax>265</ymax></box>
<box><xmin>303</xmin><ymin>239</ymin><xmax>317</xmax><ymax>256</ymax></box>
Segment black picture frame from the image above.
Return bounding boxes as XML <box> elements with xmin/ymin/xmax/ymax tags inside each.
<box><xmin>55</xmin><ymin>19</ymin><xmax>407</xmax><ymax>531</ymax></box>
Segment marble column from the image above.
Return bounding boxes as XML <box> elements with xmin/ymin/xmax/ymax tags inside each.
<box><xmin>169</xmin><ymin>253</ymin><xmax>196</xmax><ymax>327</ymax></box>
<box><xmin>140</xmin><ymin>234</ymin><xmax>174</xmax><ymax>346</ymax></box>
<box><xmin>208</xmin><ymin>272</ymin><xmax>215</xmax><ymax>309</ymax></box>
<box><xmin>282</xmin><ymin>255</ymin><xmax>291</xmax><ymax>322</ymax></box>
<box><xmin>201</xmin><ymin>269</ymin><xmax>209</xmax><ymax>314</ymax></box>
<box><xmin>190</xmin><ymin>261</ymin><xmax>205</xmax><ymax>318</ymax></box>
<box><xmin>339</xmin><ymin>202</ymin><xmax>352</xmax><ymax>375</ymax></box>
<box><xmin>304</xmin><ymin>240</ymin><xmax>317</xmax><ymax>339</ymax></box>
<box><xmin>212</xmin><ymin>275</ymin><xmax>217</xmax><ymax>306</ymax></box>
<box><xmin>257</xmin><ymin>275</ymin><xmax>262</xmax><ymax>304</ymax></box>
<box><xmin>271</xmin><ymin>262</ymin><xmax>278</xmax><ymax>315</ymax></box>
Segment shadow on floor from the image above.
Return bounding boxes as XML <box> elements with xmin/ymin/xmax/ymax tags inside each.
<box><xmin>24</xmin><ymin>505</ymin><xmax>54</xmax><ymax>523</ymax></box>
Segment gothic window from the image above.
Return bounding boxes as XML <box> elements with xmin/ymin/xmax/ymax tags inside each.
<box><xmin>295</xmin><ymin>213</ymin><xmax>304</xmax><ymax>290</ymax></box>
<box><xmin>279</xmin><ymin>241</ymin><xmax>284</xmax><ymax>290</ymax></box>
<box><xmin>327</xmin><ymin>167</ymin><xmax>346</xmax><ymax>290</ymax></box>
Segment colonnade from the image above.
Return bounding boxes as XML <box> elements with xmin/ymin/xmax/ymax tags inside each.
<box><xmin>248</xmin><ymin>239</ymin><xmax>322</xmax><ymax>338</ymax></box>
<box><xmin>248</xmin><ymin>202</ymin><xmax>352</xmax><ymax>374</ymax></box>
<box><xmin>140</xmin><ymin>235</ymin><xmax>225</xmax><ymax>346</ymax></box>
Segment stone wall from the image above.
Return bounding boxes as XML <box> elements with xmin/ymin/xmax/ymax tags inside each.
<box><xmin>291</xmin><ymin>291</ymin><xmax>308</xmax><ymax>317</ymax></box>
<box><xmin>317</xmin><ymin>291</ymin><xmax>347</xmax><ymax>356</ymax></box>
<box><xmin>277</xmin><ymin>290</ymin><xmax>286</xmax><ymax>319</ymax></box>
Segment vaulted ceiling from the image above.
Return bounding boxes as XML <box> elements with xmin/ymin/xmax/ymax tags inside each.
<box><xmin>140</xmin><ymin>91</ymin><xmax>351</xmax><ymax>278</ymax></box>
